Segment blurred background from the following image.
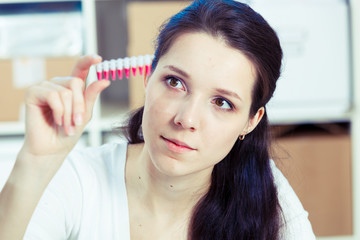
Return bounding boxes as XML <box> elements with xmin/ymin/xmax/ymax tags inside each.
<box><xmin>0</xmin><ymin>0</ymin><xmax>359</xmax><ymax>239</ymax></box>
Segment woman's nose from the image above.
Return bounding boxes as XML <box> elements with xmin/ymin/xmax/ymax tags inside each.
<box><xmin>173</xmin><ymin>98</ymin><xmax>201</xmax><ymax>131</ymax></box>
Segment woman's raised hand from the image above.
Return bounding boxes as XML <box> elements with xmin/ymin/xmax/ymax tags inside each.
<box><xmin>0</xmin><ymin>55</ymin><xmax>110</xmax><ymax>240</ymax></box>
<box><xmin>20</xmin><ymin>55</ymin><xmax>110</xmax><ymax>160</ymax></box>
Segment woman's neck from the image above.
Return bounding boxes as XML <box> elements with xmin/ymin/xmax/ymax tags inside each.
<box><xmin>126</xmin><ymin>143</ymin><xmax>211</xmax><ymax>218</ymax></box>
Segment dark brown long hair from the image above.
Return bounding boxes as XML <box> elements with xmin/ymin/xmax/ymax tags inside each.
<box><xmin>122</xmin><ymin>0</ymin><xmax>283</xmax><ymax>239</ymax></box>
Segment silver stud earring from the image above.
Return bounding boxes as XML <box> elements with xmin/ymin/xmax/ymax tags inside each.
<box><xmin>239</xmin><ymin>135</ymin><xmax>245</xmax><ymax>140</ymax></box>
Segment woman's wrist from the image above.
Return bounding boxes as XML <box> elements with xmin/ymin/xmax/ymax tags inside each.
<box><xmin>0</xmin><ymin>149</ymin><xmax>66</xmax><ymax>240</ymax></box>
<box><xmin>14</xmin><ymin>147</ymin><xmax>69</xmax><ymax>185</ymax></box>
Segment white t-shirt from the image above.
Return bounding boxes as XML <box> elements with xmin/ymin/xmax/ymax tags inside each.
<box><xmin>24</xmin><ymin>142</ymin><xmax>315</xmax><ymax>239</ymax></box>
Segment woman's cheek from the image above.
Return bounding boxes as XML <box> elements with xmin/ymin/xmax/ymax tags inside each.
<box><xmin>207</xmin><ymin>117</ymin><xmax>243</xmax><ymax>144</ymax></box>
<box><xmin>147</xmin><ymin>91</ymin><xmax>179</xmax><ymax>121</ymax></box>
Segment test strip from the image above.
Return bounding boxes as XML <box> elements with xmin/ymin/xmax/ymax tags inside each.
<box><xmin>110</xmin><ymin>59</ymin><xmax>117</xmax><ymax>80</ymax></box>
<box><xmin>103</xmin><ymin>60</ymin><xmax>110</xmax><ymax>80</ymax></box>
<box><xmin>117</xmin><ymin>58</ymin><xmax>124</xmax><ymax>80</ymax></box>
<box><xmin>123</xmin><ymin>57</ymin><xmax>130</xmax><ymax>79</ymax></box>
<box><xmin>130</xmin><ymin>56</ymin><xmax>137</xmax><ymax>77</ymax></box>
<box><xmin>137</xmin><ymin>55</ymin><xmax>144</xmax><ymax>76</ymax></box>
<box><xmin>144</xmin><ymin>54</ymin><xmax>152</xmax><ymax>76</ymax></box>
<box><xmin>95</xmin><ymin>54</ymin><xmax>154</xmax><ymax>81</ymax></box>
<box><xmin>96</xmin><ymin>63</ymin><xmax>103</xmax><ymax>80</ymax></box>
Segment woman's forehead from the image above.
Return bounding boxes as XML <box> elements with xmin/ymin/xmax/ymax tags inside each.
<box><xmin>162</xmin><ymin>32</ymin><xmax>255</xmax><ymax>73</ymax></box>
<box><xmin>157</xmin><ymin>32</ymin><xmax>257</xmax><ymax>98</ymax></box>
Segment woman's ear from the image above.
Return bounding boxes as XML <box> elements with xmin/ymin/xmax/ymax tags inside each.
<box><xmin>242</xmin><ymin>107</ymin><xmax>265</xmax><ymax>135</ymax></box>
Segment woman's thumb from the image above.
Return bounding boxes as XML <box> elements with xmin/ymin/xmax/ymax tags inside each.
<box><xmin>71</xmin><ymin>55</ymin><xmax>102</xmax><ymax>80</ymax></box>
<box><xmin>84</xmin><ymin>80</ymin><xmax>111</xmax><ymax>116</ymax></box>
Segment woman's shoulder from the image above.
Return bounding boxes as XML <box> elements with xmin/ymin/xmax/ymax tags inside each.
<box><xmin>270</xmin><ymin>160</ymin><xmax>316</xmax><ymax>239</ymax></box>
<box><xmin>24</xmin><ymin>141</ymin><xmax>130</xmax><ymax>239</ymax></box>
<box><xmin>66</xmin><ymin>140</ymin><xmax>128</xmax><ymax>176</ymax></box>
<box><xmin>49</xmin><ymin>140</ymin><xmax>129</xmax><ymax>199</ymax></box>
<box><xmin>68</xmin><ymin>140</ymin><xmax>128</xmax><ymax>161</ymax></box>
<box><xmin>270</xmin><ymin>160</ymin><xmax>304</xmax><ymax>211</ymax></box>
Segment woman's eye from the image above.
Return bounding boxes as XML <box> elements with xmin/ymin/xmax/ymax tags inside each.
<box><xmin>166</xmin><ymin>76</ymin><xmax>185</xmax><ymax>90</ymax></box>
<box><xmin>213</xmin><ymin>98</ymin><xmax>233</xmax><ymax>110</ymax></box>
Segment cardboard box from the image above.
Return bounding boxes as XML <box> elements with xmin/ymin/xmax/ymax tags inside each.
<box><xmin>127</xmin><ymin>1</ymin><xmax>190</xmax><ymax>109</ymax></box>
<box><xmin>0</xmin><ymin>57</ymin><xmax>79</xmax><ymax>122</ymax></box>
<box><xmin>272</xmin><ymin>128</ymin><xmax>352</xmax><ymax>236</ymax></box>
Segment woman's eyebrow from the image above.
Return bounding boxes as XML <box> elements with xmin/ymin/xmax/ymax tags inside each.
<box><xmin>215</xmin><ymin>88</ymin><xmax>243</xmax><ymax>102</ymax></box>
<box><xmin>164</xmin><ymin>65</ymin><xmax>190</xmax><ymax>78</ymax></box>
<box><xmin>164</xmin><ymin>64</ymin><xmax>242</xmax><ymax>102</ymax></box>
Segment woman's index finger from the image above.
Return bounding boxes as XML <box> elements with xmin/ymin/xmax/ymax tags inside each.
<box><xmin>71</xmin><ymin>55</ymin><xmax>103</xmax><ymax>81</ymax></box>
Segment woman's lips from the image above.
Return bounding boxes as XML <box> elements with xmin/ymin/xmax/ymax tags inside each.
<box><xmin>161</xmin><ymin>136</ymin><xmax>196</xmax><ymax>153</ymax></box>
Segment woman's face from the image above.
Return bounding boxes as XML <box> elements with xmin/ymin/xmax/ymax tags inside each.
<box><xmin>142</xmin><ymin>32</ymin><xmax>263</xmax><ymax>178</ymax></box>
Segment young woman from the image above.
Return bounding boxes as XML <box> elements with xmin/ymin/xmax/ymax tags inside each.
<box><xmin>0</xmin><ymin>0</ymin><xmax>315</xmax><ymax>239</ymax></box>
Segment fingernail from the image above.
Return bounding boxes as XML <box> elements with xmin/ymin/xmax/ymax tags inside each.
<box><xmin>93</xmin><ymin>54</ymin><xmax>102</xmax><ymax>61</ymax></box>
<box><xmin>74</xmin><ymin>113</ymin><xmax>83</xmax><ymax>126</ymax></box>
<box><xmin>68</xmin><ymin>126</ymin><xmax>75</xmax><ymax>136</ymax></box>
